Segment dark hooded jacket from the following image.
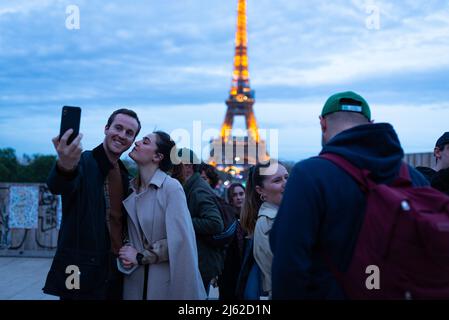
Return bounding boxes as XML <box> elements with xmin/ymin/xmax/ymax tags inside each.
<box><xmin>415</xmin><ymin>166</ymin><xmax>436</xmax><ymax>183</ymax></box>
<box><xmin>270</xmin><ymin>123</ymin><xmax>429</xmax><ymax>300</ymax></box>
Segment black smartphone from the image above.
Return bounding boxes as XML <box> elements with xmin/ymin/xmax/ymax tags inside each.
<box><xmin>59</xmin><ymin>106</ymin><xmax>81</xmax><ymax>145</ymax></box>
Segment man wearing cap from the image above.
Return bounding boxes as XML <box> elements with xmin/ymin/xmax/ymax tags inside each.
<box><xmin>172</xmin><ymin>148</ymin><xmax>225</xmax><ymax>296</ymax></box>
<box><xmin>416</xmin><ymin>132</ymin><xmax>449</xmax><ymax>195</ymax></box>
<box><xmin>270</xmin><ymin>91</ymin><xmax>429</xmax><ymax>299</ymax></box>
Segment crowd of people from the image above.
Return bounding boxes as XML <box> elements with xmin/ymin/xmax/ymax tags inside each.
<box><xmin>42</xmin><ymin>91</ymin><xmax>449</xmax><ymax>300</ymax></box>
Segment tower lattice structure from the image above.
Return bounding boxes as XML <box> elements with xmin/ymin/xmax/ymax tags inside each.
<box><xmin>220</xmin><ymin>0</ymin><xmax>259</xmax><ymax>143</ymax></box>
<box><xmin>209</xmin><ymin>0</ymin><xmax>268</xmax><ymax>173</ymax></box>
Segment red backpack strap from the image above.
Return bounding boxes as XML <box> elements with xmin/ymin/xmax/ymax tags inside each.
<box><xmin>388</xmin><ymin>162</ymin><xmax>413</xmax><ymax>187</ymax></box>
<box><xmin>319</xmin><ymin>153</ymin><xmax>373</xmax><ymax>192</ymax></box>
<box><xmin>399</xmin><ymin>162</ymin><xmax>411</xmax><ymax>180</ymax></box>
<box><xmin>320</xmin><ymin>154</ymin><xmax>412</xmax><ymax>189</ymax></box>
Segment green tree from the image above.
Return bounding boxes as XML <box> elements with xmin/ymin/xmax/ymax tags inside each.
<box><xmin>0</xmin><ymin>148</ymin><xmax>19</xmax><ymax>182</ymax></box>
<box><xmin>0</xmin><ymin>149</ymin><xmax>57</xmax><ymax>183</ymax></box>
<box><xmin>21</xmin><ymin>154</ymin><xmax>57</xmax><ymax>182</ymax></box>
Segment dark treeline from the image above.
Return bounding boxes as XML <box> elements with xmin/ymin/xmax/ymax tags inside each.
<box><xmin>0</xmin><ymin>147</ymin><xmax>294</xmax><ymax>184</ymax></box>
<box><xmin>0</xmin><ymin>148</ymin><xmax>137</xmax><ymax>183</ymax></box>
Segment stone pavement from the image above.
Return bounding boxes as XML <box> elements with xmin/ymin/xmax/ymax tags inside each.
<box><xmin>0</xmin><ymin>257</ymin><xmax>57</xmax><ymax>300</ymax></box>
<box><xmin>0</xmin><ymin>257</ymin><xmax>218</xmax><ymax>300</ymax></box>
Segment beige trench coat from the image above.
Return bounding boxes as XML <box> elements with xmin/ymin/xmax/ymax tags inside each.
<box><xmin>253</xmin><ymin>201</ymin><xmax>279</xmax><ymax>298</ymax></box>
<box><xmin>122</xmin><ymin>169</ymin><xmax>206</xmax><ymax>300</ymax></box>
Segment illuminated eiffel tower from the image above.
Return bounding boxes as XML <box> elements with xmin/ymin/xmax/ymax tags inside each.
<box><xmin>209</xmin><ymin>0</ymin><xmax>269</xmax><ymax>175</ymax></box>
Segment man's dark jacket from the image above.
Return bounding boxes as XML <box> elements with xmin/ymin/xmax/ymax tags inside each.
<box><xmin>42</xmin><ymin>144</ymin><xmax>130</xmax><ymax>299</ymax></box>
<box><xmin>270</xmin><ymin>123</ymin><xmax>429</xmax><ymax>300</ymax></box>
<box><xmin>430</xmin><ymin>168</ymin><xmax>449</xmax><ymax>195</ymax></box>
<box><xmin>416</xmin><ymin>166</ymin><xmax>449</xmax><ymax>196</ymax></box>
<box><xmin>183</xmin><ymin>172</ymin><xmax>225</xmax><ymax>284</ymax></box>
<box><xmin>415</xmin><ymin>166</ymin><xmax>436</xmax><ymax>183</ymax></box>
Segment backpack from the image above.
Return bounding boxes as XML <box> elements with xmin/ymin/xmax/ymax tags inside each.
<box><xmin>320</xmin><ymin>153</ymin><xmax>449</xmax><ymax>300</ymax></box>
<box><xmin>235</xmin><ymin>238</ymin><xmax>265</xmax><ymax>300</ymax></box>
<box><xmin>202</xmin><ymin>195</ymin><xmax>238</xmax><ymax>248</ymax></box>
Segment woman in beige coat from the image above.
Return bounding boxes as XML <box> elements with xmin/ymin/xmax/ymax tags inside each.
<box><xmin>240</xmin><ymin>161</ymin><xmax>288</xmax><ymax>299</ymax></box>
<box><xmin>118</xmin><ymin>131</ymin><xmax>206</xmax><ymax>300</ymax></box>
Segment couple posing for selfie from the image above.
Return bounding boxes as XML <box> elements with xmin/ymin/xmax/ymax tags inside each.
<box><xmin>42</xmin><ymin>108</ymin><xmax>206</xmax><ymax>300</ymax></box>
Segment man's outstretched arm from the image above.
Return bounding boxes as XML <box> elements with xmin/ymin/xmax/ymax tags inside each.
<box><xmin>47</xmin><ymin>129</ymin><xmax>83</xmax><ymax>195</ymax></box>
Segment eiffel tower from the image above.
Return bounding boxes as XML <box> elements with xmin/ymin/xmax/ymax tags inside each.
<box><xmin>209</xmin><ymin>0</ymin><xmax>269</xmax><ymax>174</ymax></box>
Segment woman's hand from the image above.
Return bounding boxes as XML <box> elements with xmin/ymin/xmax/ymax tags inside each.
<box><xmin>119</xmin><ymin>245</ymin><xmax>138</xmax><ymax>265</ymax></box>
<box><xmin>121</xmin><ymin>259</ymin><xmax>134</xmax><ymax>269</ymax></box>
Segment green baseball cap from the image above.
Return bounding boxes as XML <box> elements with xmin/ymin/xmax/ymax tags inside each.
<box><xmin>321</xmin><ymin>91</ymin><xmax>371</xmax><ymax>120</ymax></box>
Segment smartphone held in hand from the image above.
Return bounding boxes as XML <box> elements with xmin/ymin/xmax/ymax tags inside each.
<box><xmin>59</xmin><ymin>106</ymin><xmax>81</xmax><ymax>145</ymax></box>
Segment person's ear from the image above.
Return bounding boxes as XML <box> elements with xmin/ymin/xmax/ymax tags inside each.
<box><xmin>319</xmin><ymin>115</ymin><xmax>327</xmax><ymax>133</ymax></box>
<box><xmin>104</xmin><ymin>125</ymin><xmax>109</xmax><ymax>135</ymax></box>
<box><xmin>255</xmin><ymin>185</ymin><xmax>263</xmax><ymax>196</ymax></box>
<box><xmin>154</xmin><ymin>152</ymin><xmax>164</xmax><ymax>164</ymax></box>
<box><xmin>434</xmin><ymin>147</ymin><xmax>442</xmax><ymax>160</ymax></box>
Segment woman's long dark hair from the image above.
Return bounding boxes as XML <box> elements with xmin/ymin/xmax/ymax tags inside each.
<box><xmin>135</xmin><ymin>131</ymin><xmax>176</xmax><ymax>189</ymax></box>
<box><xmin>154</xmin><ymin>131</ymin><xmax>176</xmax><ymax>173</ymax></box>
<box><xmin>240</xmin><ymin>163</ymin><xmax>269</xmax><ymax>235</ymax></box>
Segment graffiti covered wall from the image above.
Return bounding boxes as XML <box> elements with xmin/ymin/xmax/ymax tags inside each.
<box><xmin>0</xmin><ymin>183</ymin><xmax>59</xmax><ymax>253</ymax></box>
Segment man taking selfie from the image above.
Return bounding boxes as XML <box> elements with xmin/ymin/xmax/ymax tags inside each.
<box><xmin>42</xmin><ymin>108</ymin><xmax>141</xmax><ymax>300</ymax></box>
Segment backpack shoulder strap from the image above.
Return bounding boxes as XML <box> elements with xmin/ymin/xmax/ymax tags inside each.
<box><xmin>320</xmin><ymin>153</ymin><xmax>413</xmax><ymax>190</ymax></box>
<box><xmin>319</xmin><ymin>153</ymin><xmax>373</xmax><ymax>191</ymax></box>
<box><xmin>398</xmin><ymin>162</ymin><xmax>411</xmax><ymax>181</ymax></box>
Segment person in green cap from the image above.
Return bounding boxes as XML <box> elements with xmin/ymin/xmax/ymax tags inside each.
<box><xmin>319</xmin><ymin>91</ymin><xmax>371</xmax><ymax>146</ymax></box>
<box><xmin>270</xmin><ymin>91</ymin><xmax>429</xmax><ymax>299</ymax></box>
<box><xmin>172</xmin><ymin>148</ymin><xmax>225</xmax><ymax>297</ymax></box>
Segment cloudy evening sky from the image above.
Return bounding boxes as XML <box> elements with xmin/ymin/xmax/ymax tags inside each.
<box><xmin>1</xmin><ymin>0</ymin><xmax>449</xmax><ymax>162</ymax></box>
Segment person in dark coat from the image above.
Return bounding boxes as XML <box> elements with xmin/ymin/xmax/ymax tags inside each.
<box><xmin>416</xmin><ymin>132</ymin><xmax>449</xmax><ymax>195</ymax></box>
<box><xmin>270</xmin><ymin>91</ymin><xmax>429</xmax><ymax>300</ymax></box>
<box><xmin>218</xmin><ymin>183</ymin><xmax>246</xmax><ymax>300</ymax></box>
<box><xmin>42</xmin><ymin>109</ymin><xmax>141</xmax><ymax>300</ymax></box>
<box><xmin>172</xmin><ymin>148</ymin><xmax>225</xmax><ymax>296</ymax></box>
